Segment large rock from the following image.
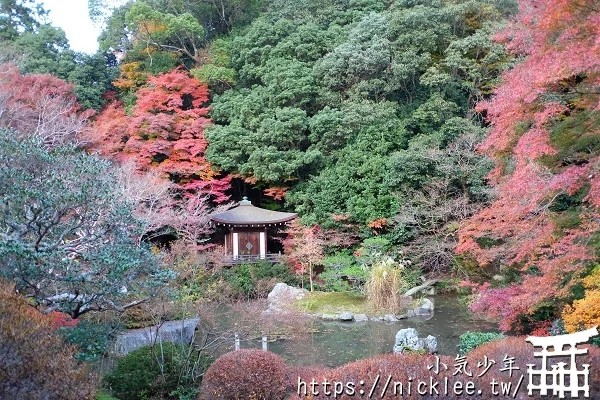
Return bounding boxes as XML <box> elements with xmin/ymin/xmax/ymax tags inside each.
<box><xmin>424</xmin><ymin>335</ymin><xmax>438</xmax><ymax>353</ymax></box>
<box><xmin>112</xmin><ymin>318</ymin><xmax>199</xmax><ymax>356</ymax></box>
<box><xmin>393</xmin><ymin>328</ymin><xmax>437</xmax><ymax>354</ymax></box>
<box><xmin>267</xmin><ymin>283</ymin><xmax>308</xmax><ymax>312</ymax></box>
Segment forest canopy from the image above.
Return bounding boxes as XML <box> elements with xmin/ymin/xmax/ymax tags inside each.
<box><xmin>1</xmin><ymin>0</ymin><xmax>599</xmax><ymax>343</ymax></box>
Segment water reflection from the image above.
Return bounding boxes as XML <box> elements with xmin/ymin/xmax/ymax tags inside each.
<box><xmin>199</xmin><ymin>295</ymin><xmax>498</xmax><ymax>368</ymax></box>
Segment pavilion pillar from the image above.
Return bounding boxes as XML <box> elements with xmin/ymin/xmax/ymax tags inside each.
<box><xmin>259</xmin><ymin>231</ymin><xmax>266</xmax><ymax>259</ymax></box>
<box><xmin>232</xmin><ymin>232</ymin><xmax>239</xmax><ymax>259</ymax></box>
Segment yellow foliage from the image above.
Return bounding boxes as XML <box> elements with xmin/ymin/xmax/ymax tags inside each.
<box><xmin>563</xmin><ymin>267</ymin><xmax>600</xmax><ymax>332</ymax></box>
<box><xmin>563</xmin><ymin>290</ymin><xmax>600</xmax><ymax>332</ymax></box>
<box><xmin>142</xmin><ymin>20</ymin><xmax>167</xmax><ymax>34</ymax></box>
<box><xmin>583</xmin><ymin>267</ymin><xmax>600</xmax><ymax>289</ymax></box>
<box><xmin>113</xmin><ymin>62</ymin><xmax>148</xmax><ymax>91</ymax></box>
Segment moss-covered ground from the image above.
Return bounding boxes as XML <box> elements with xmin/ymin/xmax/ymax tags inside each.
<box><xmin>293</xmin><ymin>291</ymin><xmax>373</xmax><ymax>315</ymax></box>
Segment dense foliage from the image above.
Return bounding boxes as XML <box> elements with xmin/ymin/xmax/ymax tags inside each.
<box><xmin>563</xmin><ymin>266</ymin><xmax>600</xmax><ymax>333</ymax></box>
<box><xmin>206</xmin><ymin>0</ymin><xmax>508</xmax><ymax>219</ymax></box>
<box><xmin>104</xmin><ymin>342</ymin><xmax>212</xmax><ymax>400</ymax></box>
<box><xmin>0</xmin><ymin>280</ymin><xmax>98</xmax><ymax>399</ymax></box>
<box><xmin>61</xmin><ymin>320</ymin><xmax>117</xmax><ymax>361</ymax></box>
<box><xmin>2</xmin><ymin>1</ymin><xmax>600</xmax><ymax>397</ymax></box>
<box><xmin>181</xmin><ymin>261</ymin><xmax>301</xmax><ymax>301</ymax></box>
<box><xmin>0</xmin><ymin>132</ymin><xmax>171</xmax><ymax>318</ymax></box>
<box><xmin>458</xmin><ymin>0</ymin><xmax>600</xmax><ymax>332</ymax></box>
<box><xmin>458</xmin><ymin>331</ymin><xmax>505</xmax><ymax>354</ymax></box>
<box><xmin>202</xmin><ymin>0</ymin><xmax>513</xmax><ymax>275</ymax></box>
<box><xmin>0</xmin><ymin>0</ymin><xmax>116</xmax><ymax>109</ymax></box>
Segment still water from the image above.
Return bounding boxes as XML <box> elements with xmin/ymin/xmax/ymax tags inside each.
<box><xmin>201</xmin><ymin>295</ymin><xmax>498</xmax><ymax>368</ymax></box>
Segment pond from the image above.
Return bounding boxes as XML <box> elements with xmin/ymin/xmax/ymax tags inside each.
<box><xmin>199</xmin><ymin>295</ymin><xmax>499</xmax><ymax>368</ymax></box>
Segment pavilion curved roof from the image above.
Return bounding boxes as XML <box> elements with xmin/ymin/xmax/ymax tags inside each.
<box><xmin>211</xmin><ymin>197</ymin><xmax>297</xmax><ymax>227</ymax></box>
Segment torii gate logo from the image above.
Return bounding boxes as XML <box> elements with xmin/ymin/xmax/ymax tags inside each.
<box><xmin>526</xmin><ymin>326</ymin><xmax>598</xmax><ymax>398</ymax></box>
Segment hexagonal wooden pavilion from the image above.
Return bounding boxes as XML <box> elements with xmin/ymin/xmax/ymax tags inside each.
<box><xmin>210</xmin><ymin>197</ymin><xmax>297</xmax><ymax>263</ymax></box>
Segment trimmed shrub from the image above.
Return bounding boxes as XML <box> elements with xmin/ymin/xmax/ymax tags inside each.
<box><xmin>103</xmin><ymin>342</ymin><xmax>212</xmax><ymax>400</ymax></box>
<box><xmin>458</xmin><ymin>331</ymin><xmax>505</xmax><ymax>355</ymax></box>
<box><xmin>201</xmin><ymin>350</ymin><xmax>288</xmax><ymax>399</ymax></box>
<box><xmin>0</xmin><ymin>281</ymin><xmax>97</xmax><ymax>399</ymax></box>
<box><xmin>328</xmin><ymin>353</ymin><xmax>457</xmax><ymax>399</ymax></box>
<box><xmin>287</xmin><ymin>365</ymin><xmax>330</xmax><ymax>399</ymax></box>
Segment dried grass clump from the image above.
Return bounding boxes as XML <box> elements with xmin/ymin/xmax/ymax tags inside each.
<box><xmin>365</xmin><ymin>258</ymin><xmax>412</xmax><ymax>312</ymax></box>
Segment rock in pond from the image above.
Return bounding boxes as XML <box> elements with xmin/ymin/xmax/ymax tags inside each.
<box><xmin>424</xmin><ymin>335</ymin><xmax>438</xmax><ymax>354</ymax></box>
<box><xmin>393</xmin><ymin>328</ymin><xmax>438</xmax><ymax>354</ymax></box>
<box><xmin>112</xmin><ymin>318</ymin><xmax>199</xmax><ymax>356</ymax></box>
<box><xmin>396</xmin><ymin>309</ymin><xmax>416</xmax><ymax>319</ymax></box>
<box><xmin>414</xmin><ymin>298</ymin><xmax>434</xmax><ymax>316</ymax></box>
<box><xmin>354</xmin><ymin>313</ymin><xmax>369</xmax><ymax>322</ymax></box>
<box><xmin>383</xmin><ymin>314</ymin><xmax>398</xmax><ymax>322</ymax></box>
<box><xmin>339</xmin><ymin>312</ymin><xmax>354</xmax><ymax>321</ymax></box>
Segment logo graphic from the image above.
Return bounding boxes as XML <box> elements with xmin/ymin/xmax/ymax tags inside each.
<box><xmin>526</xmin><ymin>326</ymin><xmax>598</xmax><ymax>398</ymax></box>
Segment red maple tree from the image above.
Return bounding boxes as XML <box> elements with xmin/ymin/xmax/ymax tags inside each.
<box><xmin>457</xmin><ymin>0</ymin><xmax>600</xmax><ymax>331</ymax></box>
<box><xmin>281</xmin><ymin>220</ymin><xmax>326</xmax><ymax>292</ymax></box>
<box><xmin>90</xmin><ymin>68</ymin><xmax>230</xmax><ymax>203</ymax></box>
<box><xmin>0</xmin><ymin>63</ymin><xmax>92</xmax><ymax>147</ymax></box>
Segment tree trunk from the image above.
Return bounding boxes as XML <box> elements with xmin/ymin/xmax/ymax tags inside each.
<box><xmin>309</xmin><ymin>262</ymin><xmax>314</xmax><ymax>292</ymax></box>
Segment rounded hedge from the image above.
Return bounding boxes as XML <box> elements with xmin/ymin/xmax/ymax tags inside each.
<box><xmin>201</xmin><ymin>349</ymin><xmax>288</xmax><ymax>400</ymax></box>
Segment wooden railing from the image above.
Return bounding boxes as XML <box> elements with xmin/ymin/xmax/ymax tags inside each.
<box><xmin>226</xmin><ymin>253</ymin><xmax>282</xmax><ymax>265</ymax></box>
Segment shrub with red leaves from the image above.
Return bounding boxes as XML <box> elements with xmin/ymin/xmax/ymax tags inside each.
<box><xmin>200</xmin><ymin>349</ymin><xmax>288</xmax><ymax>400</ymax></box>
<box><xmin>327</xmin><ymin>353</ymin><xmax>457</xmax><ymax>400</ymax></box>
<box><xmin>47</xmin><ymin>311</ymin><xmax>79</xmax><ymax>329</ymax></box>
<box><xmin>287</xmin><ymin>365</ymin><xmax>330</xmax><ymax>399</ymax></box>
<box><xmin>466</xmin><ymin>336</ymin><xmax>600</xmax><ymax>400</ymax></box>
<box><xmin>199</xmin><ymin>338</ymin><xmax>600</xmax><ymax>400</ymax></box>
